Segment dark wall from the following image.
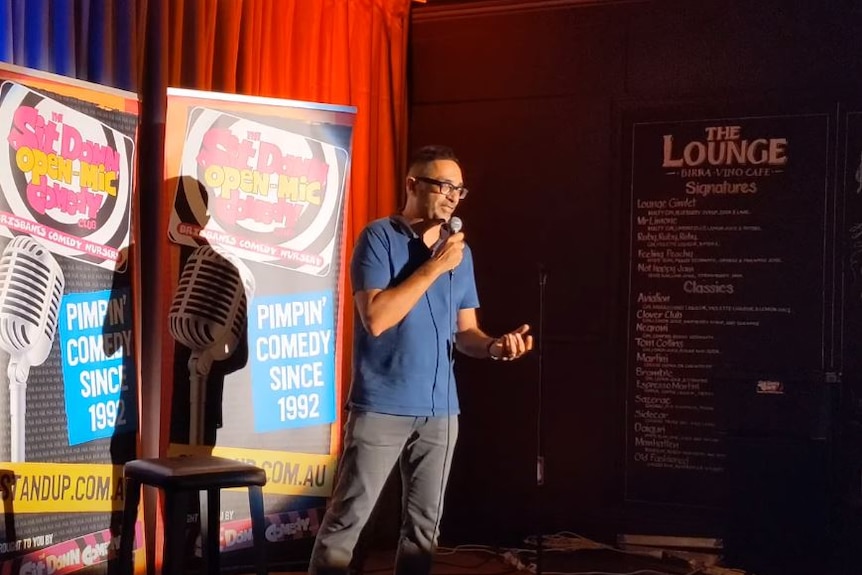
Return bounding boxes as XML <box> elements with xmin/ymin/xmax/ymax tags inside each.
<box><xmin>407</xmin><ymin>0</ymin><xmax>862</xmax><ymax>569</ymax></box>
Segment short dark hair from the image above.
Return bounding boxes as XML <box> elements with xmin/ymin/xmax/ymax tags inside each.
<box><xmin>408</xmin><ymin>145</ymin><xmax>460</xmax><ymax>174</ymax></box>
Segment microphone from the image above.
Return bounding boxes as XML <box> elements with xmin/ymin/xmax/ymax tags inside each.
<box><xmin>444</xmin><ymin>217</ymin><xmax>463</xmax><ymax>279</ymax></box>
<box><xmin>447</xmin><ymin>216</ymin><xmax>463</xmax><ymax>234</ymax></box>
<box><xmin>0</xmin><ymin>236</ymin><xmax>65</xmax><ymax>462</ymax></box>
<box><xmin>168</xmin><ymin>245</ymin><xmax>255</xmax><ymax>445</ymax></box>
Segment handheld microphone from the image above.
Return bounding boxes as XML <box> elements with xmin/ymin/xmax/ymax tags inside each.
<box><xmin>0</xmin><ymin>236</ymin><xmax>65</xmax><ymax>462</ymax></box>
<box><xmin>447</xmin><ymin>216</ymin><xmax>463</xmax><ymax>234</ymax></box>
<box><xmin>445</xmin><ymin>217</ymin><xmax>463</xmax><ymax>279</ymax></box>
<box><xmin>168</xmin><ymin>245</ymin><xmax>255</xmax><ymax>445</ymax></box>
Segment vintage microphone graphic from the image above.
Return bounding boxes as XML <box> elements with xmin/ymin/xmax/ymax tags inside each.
<box><xmin>168</xmin><ymin>245</ymin><xmax>255</xmax><ymax>445</ymax></box>
<box><xmin>0</xmin><ymin>236</ymin><xmax>65</xmax><ymax>462</ymax></box>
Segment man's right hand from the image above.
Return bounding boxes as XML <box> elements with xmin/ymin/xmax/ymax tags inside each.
<box><xmin>431</xmin><ymin>231</ymin><xmax>465</xmax><ymax>274</ymax></box>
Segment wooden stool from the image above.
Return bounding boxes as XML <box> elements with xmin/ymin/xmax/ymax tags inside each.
<box><xmin>119</xmin><ymin>455</ymin><xmax>268</xmax><ymax>575</ymax></box>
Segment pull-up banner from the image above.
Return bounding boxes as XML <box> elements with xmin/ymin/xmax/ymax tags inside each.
<box><xmin>0</xmin><ymin>63</ymin><xmax>141</xmax><ymax>574</ymax></box>
<box><xmin>162</xmin><ymin>88</ymin><xmax>354</xmax><ymax>568</ymax></box>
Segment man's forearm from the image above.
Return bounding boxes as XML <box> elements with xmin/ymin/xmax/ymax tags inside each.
<box><xmin>360</xmin><ymin>261</ymin><xmax>444</xmax><ymax>336</ymax></box>
<box><xmin>455</xmin><ymin>328</ymin><xmax>496</xmax><ymax>359</ymax></box>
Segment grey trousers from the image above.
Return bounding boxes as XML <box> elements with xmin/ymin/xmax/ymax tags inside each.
<box><xmin>309</xmin><ymin>411</ymin><xmax>459</xmax><ymax>575</ymax></box>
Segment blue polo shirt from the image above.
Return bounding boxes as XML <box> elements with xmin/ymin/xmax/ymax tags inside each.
<box><xmin>348</xmin><ymin>216</ymin><xmax>480</xmax><ymax>416</ymax></box>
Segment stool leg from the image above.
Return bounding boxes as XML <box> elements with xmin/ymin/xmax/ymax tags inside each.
<box><xmin>118</xmin><ymin>477</ymin><xmax>140</xmax><ymax>575</ymax></box>
<box><xmin>248</xmin><ymin>485</ymin><xmax>267</xmax><ymax>575</ymax></box>
<box><xmin>200</xmin><ymin>488</ymin><xmax>221</xmax><ymax>575</ymax></box>
<box><xmin>163</xmin><ymin>491</ymin><xmax>187</xmax><ymax>575</ymax></box>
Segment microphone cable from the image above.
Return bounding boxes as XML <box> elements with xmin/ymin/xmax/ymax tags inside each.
<box><xmin>430</xmin><ymin>217</ymin><xmax>461</xmax><ymax>556</ymax></box>
<box><xmin>431</xmin><ymin>256</ymin><xmax>456</xmax><ymax>559</ymax></box>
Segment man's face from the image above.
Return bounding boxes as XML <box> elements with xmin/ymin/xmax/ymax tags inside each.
<box><xmin>407</xmin><ymin>159</ymin><xmax>464</xmax><ymax>221</ymax></box>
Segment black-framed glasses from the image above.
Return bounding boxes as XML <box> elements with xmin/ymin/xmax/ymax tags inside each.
<box><xmin>413</xmin><ymin>176</ymin><xmax>469</xmax><ymax>200</ymax></box>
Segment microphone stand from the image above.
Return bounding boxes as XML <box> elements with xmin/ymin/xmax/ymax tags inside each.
<box><xmin>9</xmin><ymin>360</ymin><xmax>30</xmax><ymax>462</ymax></box>
<box><xmin>188</xmin><ymin>350</ymin><xmax>214</xmax><ymax>446</ymax></box>
<box><xmin>535</xmin><ymin>264</ymin><xmax>548</xmax><ymax>575</ymax></box>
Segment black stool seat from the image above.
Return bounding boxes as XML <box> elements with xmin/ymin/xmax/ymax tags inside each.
<box><xmin>124</xmin><ymin>456</ymin><xmax>267</xmax><ymax>490</ymax></box>
<box><xmin>119</xmin><ymin>455</ymin><xmax>268</xmax><ymax>575</ymax></box>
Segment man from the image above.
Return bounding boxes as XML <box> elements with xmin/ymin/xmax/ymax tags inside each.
<box><xmin>309</xmin><ymin>145</ymin><xmax>533</xmax><ymax>575</ymax></box>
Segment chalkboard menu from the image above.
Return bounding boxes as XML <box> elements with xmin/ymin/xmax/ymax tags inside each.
<box><xmin>842</xmin><ymin>111</ymin><xmax>862</xmax><ymax>382</ymax></box>
<box><xmin>623</xmin><ymin>112</ymin><xmax>833</xmax><ymax>507</ymax></box>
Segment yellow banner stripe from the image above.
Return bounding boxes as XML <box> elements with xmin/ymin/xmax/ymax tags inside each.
<box><xmin>167</xmin><ymin>444</ymin><xmax>336</xmax><ymax>497</ymax></box>
<box><xmin>0</xmin><ymin>463</ymin><xmax>124</xmax><ymax>513</ymax></box>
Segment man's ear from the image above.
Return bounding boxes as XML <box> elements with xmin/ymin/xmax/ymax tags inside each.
<box><xmin>405</xmin><ymin>176</ymin><xmax>418</xmax><ymax>196</ymax></box>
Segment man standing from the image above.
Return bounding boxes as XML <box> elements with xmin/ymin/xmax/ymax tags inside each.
<box><xmin>309</xmin><ymin>145</ymin><xmax>533</xmax><ymax>575</ymax></box>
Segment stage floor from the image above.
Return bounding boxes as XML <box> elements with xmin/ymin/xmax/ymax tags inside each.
<box><xmin>263</xmin><ymin>540</ymin><xmax>849</xmax><ymax>575</ymax></box>
<box><xmin>271</xmin><ymin>547</ymin><xmax>528</xmax><ymax>574</ymax></box>
<box><xmin>268</xmin><ymin>544</ymin><xmax>725</xmax><ymax>575</ymax></box>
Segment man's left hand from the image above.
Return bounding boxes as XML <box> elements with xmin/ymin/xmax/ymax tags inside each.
<box><xmin>489</xmin><ymin>324</ymin><xmax>534</xmax><ymax>361</ymax></box>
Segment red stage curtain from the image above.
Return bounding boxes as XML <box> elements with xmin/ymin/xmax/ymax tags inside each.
<box><xmin>0</xmin><ymin>0</ymin><xmax>410</xmax><ymax>450</ymax></box>
<box><xmin>138</xmin><ymin>0</ymin><xmax>411</xmax><ymax>450</ymax></box>
<box><xmin>1</xmin><ymin>0</ymin><xmax>410</xmax><ymax>431</ymax></box>
<box><xmin>1</xmin><ymin>2</ymin><xmax>411</xmax><ymax>570</ymax></box>
<box><xmin>134</xmin><ymin>2</ymin><xmax>411</xmax><ymax>571</ymax></box>
<box><xmin>156</xmin><ymin>0</ymin><xmax>411</xmax><ymax>245</ymax></box>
